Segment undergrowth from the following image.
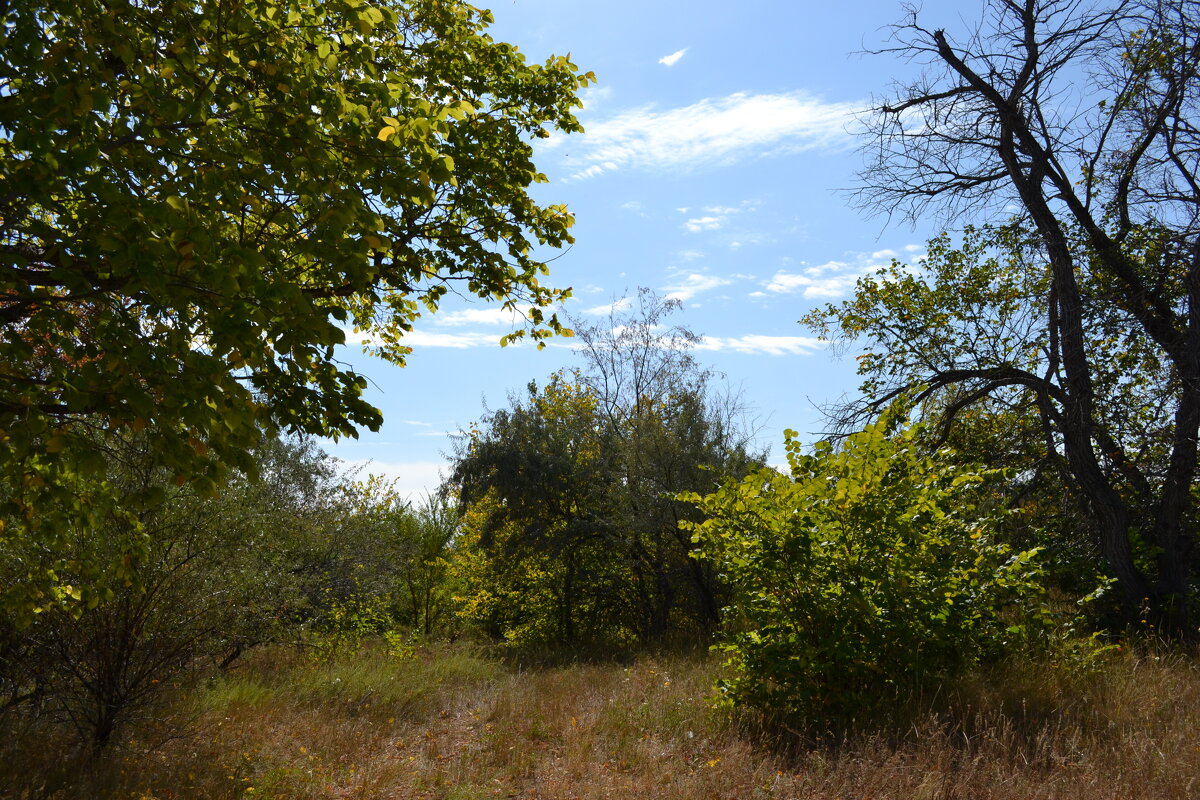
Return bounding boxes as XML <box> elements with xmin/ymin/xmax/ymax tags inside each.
<box><xmin>2</xmin><ymin>641</ymin><xmax>1198</xmax><ymax>800</ymax></box>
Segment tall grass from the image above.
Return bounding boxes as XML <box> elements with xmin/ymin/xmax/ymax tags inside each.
<box><xmin>3</xmin><ymin>642</ymin><xmax>1198</xmax><ymax>799</ymax></box>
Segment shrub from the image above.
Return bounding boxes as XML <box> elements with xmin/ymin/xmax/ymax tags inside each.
<box><xmin>683</xmin><ymin>407</ymin><xmax>1049</xmax><ymax>722</ymax></box>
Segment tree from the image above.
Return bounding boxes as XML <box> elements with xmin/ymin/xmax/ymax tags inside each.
<box><xmin>0</xmin><ymin>0</ymin><xmax>591</xmax><ymax>610</ymax></box>
<box><xmin>0</xmin><ymin>433</ymin><xmax>465</xmax><ymax>750</ymax></box>
<box><xmin>449</xmin><ymin>371</ymin><xmax>632</xmax><ymax>646</ymax></box>
<box><xmin>571</xmin><ymin>289</ymin><xmax>761</xmax><ymax>639</ymax></box>
<box><xmin>0</xmin><ymin>434</ymin><xmax>341</xmax><ymax>750</ymax></box>
<box><xmin>806</xmin><ymin>228</ymin><xmax>1142</xmax><ymax>601</ymax></box>
<box><xmin>448</xmin><ymin>292</ymin><xmax>761</xmax><ymax>647</ymax></box>
<box><xmin>841</xmin><ymin>0</ymin><xmax>1200</xmax><ymax>633</ymax></box>
<box><xmin>392</xmin><ymin>494</ymin><xmax>459</xmax><ymax>638</ymax></box>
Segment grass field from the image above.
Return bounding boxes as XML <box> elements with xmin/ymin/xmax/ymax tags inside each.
<box><xmin>4</xmin><ymin>642</ymin><xmax>1199</xmax><ymax>799</ymax></box>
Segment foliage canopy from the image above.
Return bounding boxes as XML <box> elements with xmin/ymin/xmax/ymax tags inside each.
<box><xmin>0</xmin><ymin>0</ymin><xmax>591</xmax><ymax>608</ymax></box>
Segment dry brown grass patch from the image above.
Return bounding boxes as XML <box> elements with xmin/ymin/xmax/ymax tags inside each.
<box><xmin>3</xmin><ymin>643</ymin><xmax>1199</xmax><ymax>799</ymax></box>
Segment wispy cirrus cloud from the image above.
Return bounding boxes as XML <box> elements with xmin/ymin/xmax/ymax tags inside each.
<box><xmin>340</xmin><ymin>459</ymin><xmax>447</xmax><ymax>500</ymax></box>
<box><xmin>761</xmin><ymin>264</ymin><xmax>865</xmax><ymax>299</ymax></box>
<box><xmin>684</xmin><ymin>216</ymin><xmax>723</xmax><ymax>232</ymax></box>
<box><xmin>430</xmin><ymin>307</ymin><xmax>524</xmax><ymax>327</ymax></box>
<box><xmin>406</xmin><ymin>330</ymin><xmax>570</xmax><ymax>349</ymax></box>
<box><xmin>663</xmin><ymin>272</ymin><xmax>733</xmax><ymax>302</ymax></box>
<box><xmin>582</xmin><ymin>296</ymin><xmax>635</xmax><ymax>316</ymax></box>
<box><xmin>659</xmin><ymin>48</ymin><xmax>688</xmax><ymax>67</ymax></box>
<box><xmin>754</xmin><ymin>246</ymin><xmax>923</xmax><ymax>300</ymax></box>
<box><xmin>344</xmin><ymin>329</ymin><xmax>526</xmax><ymax>349</ymax></box>
<box><xmin>695</xmin><ymin>335</ymin><xmax>824</xmax><ymax>356</ymax></box>
<box><xmin>682</xmin><ymin>201</ymin><xmax>760</xmax><ymax>235</ymax></box>
<box><xmin>550</xmin><ymin>91</ymin><xmax>860</xmax><ymax>181</ymax></box>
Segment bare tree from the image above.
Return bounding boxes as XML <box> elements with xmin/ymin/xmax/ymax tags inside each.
<box><xmin>851</xmin><ymin>0</ymin><xmax>1200</xmax><ymax>633</ymax></box>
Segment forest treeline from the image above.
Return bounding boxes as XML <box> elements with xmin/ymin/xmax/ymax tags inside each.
<box><xmin>0</xmin><ymin>287</ymin><xmax>1136</xmax><ymax>749</ymax></box>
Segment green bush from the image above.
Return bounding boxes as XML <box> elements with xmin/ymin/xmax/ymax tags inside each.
<box><xmin>683</xmin><ymin>407</ymin><xmax>1050</xmax><ymax>721</ymax></box>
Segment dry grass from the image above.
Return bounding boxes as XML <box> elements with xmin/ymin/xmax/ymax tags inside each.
<box><xmin>3</xmin><ymin>642</ymin><xmax>1200</xmax><ymax>800</ymax></box>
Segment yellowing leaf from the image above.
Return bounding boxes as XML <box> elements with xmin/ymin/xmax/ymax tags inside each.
<box><xmin>377</xmin><ymin>125</ymin><xmax>396</xmax><ymax>141</ymax></box>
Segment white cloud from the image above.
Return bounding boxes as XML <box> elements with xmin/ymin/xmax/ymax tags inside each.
<box><xmin>341</xmin><ymin>328</ymin><xmax>375</xmax><ymax>345</ymax></box>
<box><xmin>578</xmin><ymin>85</ymin><xmax>613</xmax><ymax>112</ymax></box>
<box><xmin>342</xmin><ymin>327</ymin><xmax>500</xmax><ymax>348</ymax></box>
<box><xmin>694</xmin><ymin>335</ymin><xmax>825</xmax><ymax>356</ymax></box>
<box><xmin>551</xmin><ymin>91</ymin><xmax>860</xmax><ymax>180</ymax></box>
<box><xmin>662</xmin><ymin>273</ymin><xmax>732</xmax><ymax>301</ymax></box>
<box><xmin>343</xmin><ymin>316</ymin><xmax>575</xmax><ymax>349</ymax></box>
<box><xmin>758</xmin><ymin>246</ymin><xmax>921</xmax><ymax>300</ymax></box>
<box><xmin>432</xmin><ymin>307</ymin><xmax>523</xmax><ymax>327</ymax></box>
<box><xmin>770</xmin><ymin>273</ymin><xmax>861</xmax><ymax>298</ymax></box>
<box><xmin>582</xmin><ymin>296</ymin><xmax>635</xmax><ymax>315</ymax></box>
<box><xmin>684</xmin><ymin>216</ymin><xmax>724</xmax><ymax>232</ymax></box>
<box><xmin>679</xmin><ymin>249</ymin><xmax>705</xmax><ymax>261</ymax></box>
<box><xmin>682</xmin><ymin>201</ymin><xmax>758</xmax><ymax>234</ymax></box>
<box><xmin>572</xmin><ymin>164</ymin><xmax>607</xmax><ymax>180</ymax></box>
<box><xmin>763</xmin><ymin>262</ymin><xmax>866</xmax><ymax>298</ymax></box>
<box><xmin>391</xmin><ymin>330</ymin><xmax>506</xmax><ymax>348</ymax></box>
<box><xmin>400</xmin><ymin>330</ymin><xmax>575</xmax><ymax>349</ymax></box>
<box><xmin>340</xmin><ymin>459</ymin><xmax>447</xmax><ymax>501</ymax></box>
<box><xmin>658</xmin><ymin>48</ymin><xmax>688</xmax><ymax>67</ymax></box>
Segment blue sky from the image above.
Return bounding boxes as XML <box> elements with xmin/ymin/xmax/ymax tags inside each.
<box><xmin>326</xmin><ymin>0</ymin><xmax>970</xmax><ymax>495</ymax></box>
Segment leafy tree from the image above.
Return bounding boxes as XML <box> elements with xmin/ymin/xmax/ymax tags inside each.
<box><xmin>392</xmin><ymin>494</ymin><xmax>459</xmax><ymax>638</ymax></box>
<box><xmin>685</xmin><ymin>407</ymin><xmax>1049</xmax><ymax>722</ymax></box>
<box><xmin>0</xmin><ymin>435</ymin><xmax>339</xmax><ymax>749</ymax></box>
<box><xmin>450</xmin><ymin>487</ymin><xmax>598</xmax><ymax>646</ymax></box>
<box><xmin>296</xmin><ymin>481</ymin><xmax>460</xmax><ymax>652</ymax></box>
<box><xmin>0</xmin><ymin>0</ymin><xmax>591</xmax><ymax>610</ymax></box>
<box><xmin>0</xmin><ymin>433</ymin><xmax>460</xmax><ymax>748</ymax></box>
<box><xmin>843</xmin><ymin>0</ymin><xmax>1200</xmax><ymax>632</ymax></box>
<box><xmin>572</xmin><ymin>289</ymin><xmax>761</xmax><ymax>639</ymax></box>
<box><xmin>449</xmin><ymin>371</ymin><xmax>633</xmax><ymax>646</ymax></box>
<box><xmin>807</xmin><ymin>229</ymin><xmax>1142</xmax><ymax>602</ymax></box>
<box><xmin>449</xmin><ymin>292</ymin><xmax>762</xmax><ymax>647</ymax></box>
